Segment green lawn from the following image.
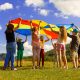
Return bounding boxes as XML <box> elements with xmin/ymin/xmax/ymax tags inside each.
<box><xmin>0</xmin><ymin>61</ymin><xmax>80</xmax><ymax>80</ymax></box>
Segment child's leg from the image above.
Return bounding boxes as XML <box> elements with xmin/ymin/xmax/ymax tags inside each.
<box><xmin>36</xmin><ymin>47</ymin><xmax>40</xmax><ymax>68</ymax></box>
<box><xmin>61</xmin><ymin>50</ymin><xmax>68</xmax><ymax>69</ymax></box>
<box><xmin>71</xmin><ymin>50</ymin><xmax>77</xmax><ymax>68</ymax></box>
<box><xmin>78</xmin><ymin>45</ymin><xmax>80</xmax><ymax>65</ymax></box>
<box><xmin>42</xmin><ymin>49</ymin><xmax>44</xmax><ymax>67</ymax></box>
<box><xmin>78</xmin><ymin>55</ymin><xmax>80</xmax><ymax>67</ymax></box>
<box><xmin>16</xmin><ymin>60</ymin><xmax>18</xmax><ymax>67</ymax></box>
<box><xmin>57</xmin><ymin>50</ymin><xmax>62</xmax><ymax>68</ymax></box>
<box><xmin>17</xmin><ymin>50</ymin><xmax>20</xmax><ymax>67</ymax></box>
<box><xmin>4</xmin><ymin>51</ymin><xmax>11</xmax><ymax>69</ymax></box>
<box><xmin>32</xmin><ymin>47</ymin><xmax>36</xmax><ymax>69</ymax></box>
<box><xmin>78</xmin><ymin>55</ymin><xmax>80</xmax><ymax>65</ymax></box>
<box><xmin>20</xmin><ymin>59</ymin><xmax>22</xmax><ymax>67</ymax></box>
<box><xmin>11</xmin><ymin>53</ymin><xmax>14</xmax><ymax>69</ymax></box>
<box><xmin>8</xmin><ymin>58</ymin><xmax>11</xmax><ymax>67</ymax></box>
<box><xmin>20</xmin><ymin>50</ymin><xmax>23</xmax><ymax>67</ymax></box>
<box><xmin>56</xmin><ymin>51</ymin><xmax>59</xmax><ymax>67</ymax></box>
<box><xmin>75</xmin><ymin>54</ymin><xmax>78</xmax><ymax>68</ymax></box>
<box><xmin>39</xmin><ymin>49</ymin><xmax>41</xmax><ymax>67</ymax></box>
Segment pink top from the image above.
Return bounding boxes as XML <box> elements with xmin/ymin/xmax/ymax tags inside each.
<box><xmin>32</xmin><ymin>31</ymin><xmax>40</xmax><ymax>47</ymax></box>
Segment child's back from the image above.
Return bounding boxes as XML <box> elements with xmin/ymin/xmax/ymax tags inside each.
<box><xmin>17</xmin><ymin>42</ymin><xmax>24</xmax><ymax>50</ymax></box>
<box><xmin>67</xmin><ymin>29</ymin><xmax>79</xmax><ymax>69</ymax></box>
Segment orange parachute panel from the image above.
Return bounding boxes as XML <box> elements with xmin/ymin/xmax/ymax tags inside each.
<box><xmin>43</xmin><ymin>29</ymin><xmax>59</xmax><ymax>39</ymax></box>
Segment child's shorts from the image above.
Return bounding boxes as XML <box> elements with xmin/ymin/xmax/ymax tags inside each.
<box><xmin>70</xmin><ymin>49</ymin><xmax>78</xmax><ymax>59</ymax></box>
<box><xmin>57</xmin><ymin>43</ymin><xmax>65</xmax><ymax>50</ymax></box>
<box><xmin>17</xmin><ymin>50</ymin><xmax>23</xmax><ymax>60</ymax></box>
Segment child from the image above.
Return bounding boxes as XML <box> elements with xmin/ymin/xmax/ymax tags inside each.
<box><xmin>78</xmin><ymin>31</ymin><xmax>80</xmax><ymax>65</ymax></box>
<box><xmin>16</xmin><ymin>37</ymin><xmax>27</xmax><ymax>67</ymax></box>
<box><xmin>39</xmin><ymin>35</ymin><xmax>49</xmax><ymax>68</ymax></box>
<box><xmin>67</xmin><ymin>29</ymin><xmax>79</xmax><ymax>69</ymax></box>
<box><xmin>50</xmin><ymin>26</ymin><xmax>68</xmax><ymax>69</ymax></box>
<box><xmin>3</xmin><ymin>18</ymin><xmax>22</xmax><ymax>70</ymax></box>
<box><xmin>51</xmin><ymin>40</ymin><xmax>59</xmax><ymax>67</ymax></box>
<box><xmin>31</xmin><ymin>27</ymin><xmax>40</xmax><ymax>69</ymax></box>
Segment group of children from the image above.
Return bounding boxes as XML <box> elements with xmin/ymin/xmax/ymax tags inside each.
<box><xmin>3</xmin><ymin>18</ymin><xmax>80</xmax><ymax>70</ymax></box>
<box><xmin>3</xmin><ymin>19</ymin><xmax>49</xmax><ymax>70</ymax></box>
<box><xmin>51</xmin><ymin>27</ymin><xmax>80</xmax><ymax>69</ymax></box>
<box><xmin>30</xmin><ymin>23</ymin><xmax>80</xmax><ymax>70</ymax></box>
<box><xmin>30</xmin><ymin>21</ymin><xmax>50</xmax><ymax>69</ymax></box>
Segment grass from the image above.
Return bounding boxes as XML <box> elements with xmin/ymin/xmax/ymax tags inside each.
<box><xmin>0</xmin><ymin>61</ymin><xmax>80</xmax><ymax>80</ymax></box>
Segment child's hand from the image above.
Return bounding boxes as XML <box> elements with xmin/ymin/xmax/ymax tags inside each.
<box><xmin>16</xmin><ymin>37</ymin><xmax>18</xmax><ymax>42</ymax></box>
<box><xmin>49</xmin><ymin>25</ymin><xmax>51</xmax><ymax>28</ymax></box>
<box><xmin>18</xmin><ymin>17</ymin><xmax>22</xmax><ymax>21</ymax></box>
<box><xmin>47</xmin><ymin>36</ymin><xmax>51</xmax><ymax>39</ymax></box>
<box><xmin>25</xmin><ymin>36</ymin><xmax>27</xmax><ymax>42</ymax></box>
<box><xmin>19</xmin><ymin>18</ymin><xmax>22</xmax><ymax>23</ymax></box>
<box><xmin>8</xmin><ymin>20</ymin><xmax>11</xmax><ymax>24</ymax></box>
<box><xmin>30</xmin><ymin>20</ymin><xmax>32</xmax><ymax>24</ymax></box>
<box><xmin>16</xmin><ymin>18</ymin><xmax>22</xmax><ymax>29</ymax></box>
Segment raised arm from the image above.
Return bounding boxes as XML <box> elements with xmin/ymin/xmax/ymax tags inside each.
<box><xmin>51</xmin><ymin>39</ymin><xmax>54</xmax><ymax>48</ymax></box>
<box><xmin>24</xmin><ymin>36</ymin><xmax>27</xmax><ymax>43</ymax></box>
<box><xmin>30</xmin><ymin>20</ymin><xmax>33</xmax><ymax>30</ymax></box>
<box><xmin>13</xmin><ymin>18</ymin><xmax>22</xmax><ymax>31</ymax></box>
<box><xmin>45</xmin><ymin>36</ymin><xmax>50</xmax><ymax>42</ymax></box>
<box><xmin>16</xmin><ymin>37</ymin><xmax>18</xmax><ymax>42</ymax></box>
<box><xmin>49</xmin><ymin>25</ymin><xmax>59</xmax><ymax>34</ymax></box>
<box><xmin>67</xmin><ymin>33</ymin><xmax>72</xmax><ymax>38</ymax></box>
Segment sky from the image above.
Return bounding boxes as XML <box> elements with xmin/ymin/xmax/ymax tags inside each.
<box><xmin>0</xmin><ymin>0</ymin><xmax>80</xmax><ymax>56</ymax></box>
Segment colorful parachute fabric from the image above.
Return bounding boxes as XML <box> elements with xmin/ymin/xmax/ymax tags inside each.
<box><xmin>56</xmin><ymin>24</ymin><xmax>74</xmax><ymax>33</ymax></box>
<box><xmin>10</xmin><ymin>18</ymin><xmax>59</xmax><ymax>39</ymax></box>
<box><xmin>41</xmin><ymin>23</ymin><xmax>74</xmax><ymax>39</ymax></box>
<box><xmin>40</xmin><ymin>24</ymin><xmax>59</xmax><ymax>39</ymax></box>
<box><xmin>9</xmin><ymin>18</ymin><xmax>74</xmax><ymax>39</ymax></box>
<box><xmin>10</xmin><ymin>18</ymin><xmax>39</xmax><ymax>35</ymax></box>
<box><xmin>30</xmin><ymin>20</ymin><xmax>59</xmax><ymax>39</ymax></box>
<box><xmin>45</xmin><ymin>24</ymin><xmax>74</xmax><ymax>34</ymax></box>
<box><xmin>43</xmin><ymin>29</ymin><xmax>59</xmax><ymax>39</ymax></box>
<box><xmin>31</xmin><ymin>20</ymin><xmax>59</xmax><ymax>39</ymax></box>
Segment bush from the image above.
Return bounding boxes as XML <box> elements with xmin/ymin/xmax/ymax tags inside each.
<box><xmin>45</xmin><ymin>44</ymin><xmax>71</xmax><ymax>62</ymax></box>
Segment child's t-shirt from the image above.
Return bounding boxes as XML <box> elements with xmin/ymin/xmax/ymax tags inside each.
<box><xmin>67</xmin><ymin>33</ymin><xmax>79</xmax><ymax>51</ymax></box>
<box><xmin>40</xmin><ymin>40</ymin><xmax>45</xmax><ymax>49</ymax></box>
<box><xmin>5</xmin><ymin>30</ymin><xmax>15</xmax><ymax>43</ymax></box>
<box><xmin>32</xmin><ymin>31</ymin><xmax>40</xmax><ymax>47</ymax></box>
<box><xmin>77</xmin><ymin>35</ymin><xmax>80</xmax><ymax>45</ymax></box>
<box><xmin>17</xmin><ymin>42</ymin><xmax>24</xmax><ymax>50</ymax></box>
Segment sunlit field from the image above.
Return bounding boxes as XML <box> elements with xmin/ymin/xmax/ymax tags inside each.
<box><xmin>0</xmin><ymin>60</ymin><xmax>80</xmax><ymax>80</ymax></box>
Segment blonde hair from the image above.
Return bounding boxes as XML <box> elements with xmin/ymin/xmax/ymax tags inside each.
<box><xmin>59</xmin><ymin>26</ymin><xmax>67</xmax><ymax>42</ymax></box>
<box><xmin>16</xmin><ymin>38</ymin><xmax>22</xmax><ymax>42</ymax></box>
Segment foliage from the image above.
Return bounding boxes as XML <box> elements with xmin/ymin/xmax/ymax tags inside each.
<box><xmin>45</xmin><ymin>44</ymin><xmax>71</xmax><ymax>62</ymax></box>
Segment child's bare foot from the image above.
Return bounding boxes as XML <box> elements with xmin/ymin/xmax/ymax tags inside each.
<box><xmin>37</xmin><ymin>66</ymin><xmax>40</xmax><ymax>69</ymax></box>
<box><xmin>63</xmin><ymin>66</ymin><xmax>68</xmax><ymax>69</ymax></box>
<box><xmin>73</xmin><ymin>66</ymin><xmax>78</xmax><ymax>69</ymax></box>
<box><xmin>32</xmin><ymin>66</ymin><xmax>35</xmax><ymax>70</ymax></box>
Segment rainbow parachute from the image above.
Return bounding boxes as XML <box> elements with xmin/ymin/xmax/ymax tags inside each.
<box><xmin>9</xmin><ymin>18</ymin><xmax>74</xmax><ymax>39</ymax></box>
